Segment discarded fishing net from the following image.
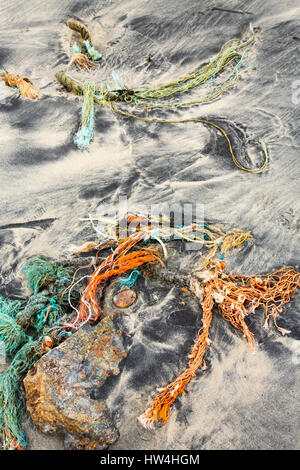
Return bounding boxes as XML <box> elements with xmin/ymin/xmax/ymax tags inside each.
<box><xmin>138</xmin><ymin>262</ymin><xmax>300</xmax><ymax>428</ymax></box>
<box><xmin>0</xmin><ymin>258</ymin><xmax>78</xmax><ymax>450</ymax></box>
<box><xmin>56</xmin><ymin>24</ymin><xmax>268</xmax><ymax>172</ymax></box>
<box><xmin>0</xmin><ymin>71</ymin><xmax>40</xmax><ymax>99</ymax></box>
<box><xmin>0</xmin><ymin>215</ymin><xmax>248</xmax><ymax>449</ymax></box>
<box><xmin>67</xmin><ymin>19</ymin><xmax>102</xmax><ymax>70</ymax></box>
<box><xmin>1</xmin><ymin>218</ymin><xmax>299</xmax><ymax>448</ymax></box>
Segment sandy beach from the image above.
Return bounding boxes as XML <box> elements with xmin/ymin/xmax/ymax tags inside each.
<box><xmin>0</xmin><ymin>0</ymin><xmax>299</xmax><ymax>450</ymax></box>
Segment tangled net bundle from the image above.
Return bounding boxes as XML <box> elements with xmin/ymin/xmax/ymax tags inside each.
<box><xmin>0</xmin><ymin>258</ymin><xmax>77</xmax><ymax>450</ymax></box>
<box><xmin>0</xmin><ymin>214</ymin><xmax>299</xmax><ymax>448</ymax></box>
<box><xmin>0</xmin><ymin>230</ymin><xmax>161</xmax><ymax>449</ymax></box>
<box><xmin>62</xmin><ymin>217</ymin><xmax>300</xmax><ymax>429</ymax></box>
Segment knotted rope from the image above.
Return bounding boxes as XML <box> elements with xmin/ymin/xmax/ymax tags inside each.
<box><xmin>0</xmin><ymin>72</ymin><xmax>40</xmax><ymax>99</ymax></box>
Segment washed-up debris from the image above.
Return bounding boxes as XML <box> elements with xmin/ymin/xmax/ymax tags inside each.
<box><xmin>0</xmin><ymin>215</ymin><xmax>299</xmax><ymax>449</ymax></box>
<box><xmin>56</xmin><ymin>25</ymin><xmax>268</xmax><ymax>173</ymax></box>
<box><xmin>0</xmin><ymin>257</ymin><xmax>83</xmax><ymax>450</ymax></box>
<box><xmin>138</xmin><ymin>262</ymin><xmax>300</xmax><ymax>428</ymax></box>
<box><xmin>0</xmin><ymin>216</ymin><xmax>248</xmax><ymax>449</ymax></box>
<box><xmin>0</xmin><ymin>71</ymin><xmax>40</xmax><ymax>99</ymax></box>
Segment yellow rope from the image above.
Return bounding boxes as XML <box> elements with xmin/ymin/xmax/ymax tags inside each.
<box><xmin>110</xmin><ymin>102</ymin><xmax>268</xmax><ymax>174</ymax></box>
<box><xmin>234</xmin><ymin>230</ymin><xmax>251</xmax><ymax>246</ymax></box>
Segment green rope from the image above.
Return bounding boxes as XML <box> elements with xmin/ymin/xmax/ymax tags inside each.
<box><xmin>22</xmin><ymin>256</ymin><xmax>73</xmax><ymax>295</ymax></box>
<box><xmin>0</xmin><ymin>311</ymin><xmax>29</xmax><ymax>356</ymax></box>
<box><xmin>57</xmin><ymin>28</ymin><xmax>255</xmax><ymax>109</ymax></box>
<box><xmin>57</xmin><ymin>27</ymin><xmax>264</xmax><ymax>163</ymax></box>
<box><xmin>0</xmin><ymin>340</ymin><xmax>40</xmax><ymax>449</ymax></box>
<box><xmin>131</xmin><ymin>36</ymin><xmax>254</xmax><ymax>108</ymax></box>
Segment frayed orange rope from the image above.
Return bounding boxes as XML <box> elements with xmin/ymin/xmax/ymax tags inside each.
<box><xmin>139</xmin><ymin>281</ymin><xmax>214</xmax><ymax>429</ymax></box>
<box><xmin>214</xmin><ymin>264</ymin><xmax>300</xmax><ymax>337</ymax></box>
<box><xmin>62</xmin><ymin>230</ymin><xmax>161</xmax><ymax>330</ymax></box>
<box><xmin>139</xmin><ymin>262</ymin><xmax>300</xmax><ymax>428</ymax></box>
<box><xmin>0</xmin><ymin>73</ymin><xmax>40</xmax><ymax>99</ymax></box>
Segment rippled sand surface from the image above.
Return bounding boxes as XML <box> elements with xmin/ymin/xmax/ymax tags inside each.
<box><xmin>0</xmin><ymin>0</ymin><xmax>299</xmax><ymax>450</ymax></box>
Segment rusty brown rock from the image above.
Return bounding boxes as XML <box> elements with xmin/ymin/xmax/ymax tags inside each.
<box><xmin>24</xmin><ymin>311</ymin><xmax>127</xmax><ymax>450</ymax></box>
<box><xmin>112</xmin><ymin>289</ymin><xmax>137</xmax><ymax>308</ymax></box>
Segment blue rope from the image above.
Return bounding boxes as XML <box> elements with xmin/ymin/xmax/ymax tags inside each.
<box><xmin>83</xmin><ymin>40</ymin><xmax>102</xmax><ymax>61</ymax></box>
<box><xmin>74</xmin><ymin>80</ymin><xmax>96</xmax><ymax>149</ymax></box>
<box><xmin>72</xmin><ymin>42</ymin><xmax>81</xmax><ymax>54</ymax></box>
<box><xmin>119</xmin><ymin>270</ymin><xmax>141</xmax><ymax>287</ymax></box>
<box><xmin>218</xmin><ymin>241</ymin><xmax>224</xmax><ymax>260</ymax></box>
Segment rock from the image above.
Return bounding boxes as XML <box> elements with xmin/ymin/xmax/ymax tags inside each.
<box><xmin>24</xmin><ymin>311</ymin><xmax>127</xmax><ymax>450</ymax></box>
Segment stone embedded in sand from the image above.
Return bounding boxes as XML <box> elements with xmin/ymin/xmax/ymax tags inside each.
<box><xmin>24</xmin><ymin>311</ymin><xmax>127</xmax><ymax>450</ymax></box>
<box><xmin>112</xmin><ymin>289</ymin><xmax>137</xmax><ymax>308</ymax></box>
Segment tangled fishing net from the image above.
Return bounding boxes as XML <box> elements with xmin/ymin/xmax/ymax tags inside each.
<box><xmin>77</xmin><ymin>216</ymin><xmax>300</xmax><ymax>430</ymax></box>
<box><xmin>138</xmin><ymin>262</ymin><xmax>300</xmax><ymax>428</ymax></box>
<box><xmin>57</xmin><ymin>217</ymin><xmax>300</xmax><ymax>431</ymax></box>
<box><xmin>0</xmin><ymin>258</ymin><xmax>77</xmax><ymax>450</ymax></box>
<box><xmin>0</xmin><ymin>215</ymin><xmax>250</xmax><ymax>449</ymax></box>
<box><xmin>0</xmin><ymin>228</ymin><xmax>160</xmax><ymax>449</ymax></box>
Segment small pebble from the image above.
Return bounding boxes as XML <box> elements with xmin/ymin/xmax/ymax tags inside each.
<box><xmin>112</xmin><ymin>289</ymin><xmax>137</xmax><ymax>308</ymax></box>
